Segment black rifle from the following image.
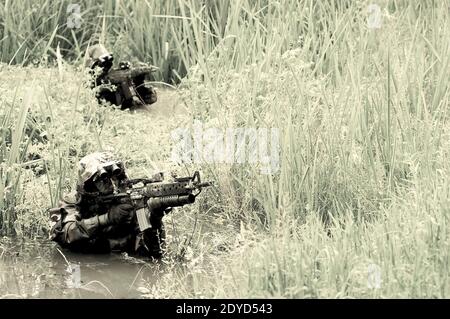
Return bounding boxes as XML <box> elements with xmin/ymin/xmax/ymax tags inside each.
<box><xmin>96</xmin><ymin>171</ymin><xmax>212</xmax><ymax>231</ymax></box>
<box><xmin>100</xmin><ymin>63</ymin><xmax>158</xmax><ymax>108</ymax></box>
<box><xmin>85</xmin><ymin>43</ymin><xmax>158</xmax><ymax>109</ymax></box>
<box><xmin>87</xmin><ymin>46</ymin><xmax>158</xmax><ymax>109</ymax></box>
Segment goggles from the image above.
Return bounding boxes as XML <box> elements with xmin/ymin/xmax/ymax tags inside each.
<box><xmin>92</xmin><ymin>53</ymin><xmax>113</xmax><ymax>70</ymax></box>
<box><xmin>94</xmin><ymin>161</ymin><xmax>124</xmax><ymax>181</ymax></box>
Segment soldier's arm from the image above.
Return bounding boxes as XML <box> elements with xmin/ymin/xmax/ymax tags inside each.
<box><xmin>50</xmin><ymin>203</ymin><xmax>110</xmax><ymax>251</ymax></box>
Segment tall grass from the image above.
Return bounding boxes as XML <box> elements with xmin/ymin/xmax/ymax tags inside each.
<box><xmin>154</xmin><ymin>0</ymin><xmax>449</xmax><ymax>297</ymax></box>
<box><xmin>0</xmin><ymin>0</ymin><xmax>394</xmax><ymax>82</ymax></box>
<box><xmin>0</xmin><ymin>67</ymin><xmax>106</xmax><ymax>236</ymax></box>
<box><xmin>0</xmin><ymin>0</ymin><xmax>449</xmax><ymax>297</ymax></box>
<box><xmin>1</xmin><ymin>0</ymin><xmax>248</xmax><ymax>83</ymax></box>
<box><xmin>0</xmin><ymin>88</ymin><xmax>31</xmax><ymax>235</ymax></box>
<box><xmin>174</xmin><ymin>0</ymin><xmax>450</xmax><ymax>226</ymax></box>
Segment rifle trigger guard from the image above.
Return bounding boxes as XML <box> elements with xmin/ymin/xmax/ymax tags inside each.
<box><xmin>193</xmin><ymin>188</ymin><xmax>202</xmax><ymax>198</ymax></box>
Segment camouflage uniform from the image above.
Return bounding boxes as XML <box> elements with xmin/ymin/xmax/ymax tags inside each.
<box><xmin>49</xmin><ymin>152</ymin><xmax>165</xmax><ymax>258</ymax></box>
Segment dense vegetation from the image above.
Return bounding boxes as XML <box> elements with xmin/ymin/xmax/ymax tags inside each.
<box><xmin>1</xmin><ymin>0</ymin><xmax>449</xmax><ymax>298</ymax></box>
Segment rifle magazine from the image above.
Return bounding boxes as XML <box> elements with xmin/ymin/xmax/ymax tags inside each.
<box><xmin>136</xmin><ymin>208</ymin><xmax>151</xmax><ymax>231</ymax></box>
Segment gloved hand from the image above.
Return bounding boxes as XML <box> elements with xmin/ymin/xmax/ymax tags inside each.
<box><xmin>107</xmin><ymin>204</ymin><xmax>135</xmax><ymax>225</ymax></box>
<box><xmin>149</xmin><ymin>208</ymin><xmax>167</xmax><ymax>229</ymax></box>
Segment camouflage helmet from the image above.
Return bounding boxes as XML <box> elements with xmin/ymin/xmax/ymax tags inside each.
<box><xmin>84</xmin><ymin>43</ymin><xmax>113</xmax><ymax>71</ymax></box>
<box><xmin>77</xmin><ymin>151</ymin><xmax>127</xmax><ymax>192</ymax></box>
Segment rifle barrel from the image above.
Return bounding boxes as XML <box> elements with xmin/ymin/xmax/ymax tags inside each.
<box><xmin>147</xmin><ymin>194</ymin><xmax>195</xmax><ymax>211</ymax></box>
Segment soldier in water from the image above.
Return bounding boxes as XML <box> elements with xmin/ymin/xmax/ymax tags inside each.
<box><xmin>49</xmin><ymin>152</ymin><xmax>166</xmax><ymax>258</ymax></box>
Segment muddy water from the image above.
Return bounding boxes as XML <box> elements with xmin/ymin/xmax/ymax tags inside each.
<box><xmin>0</xmin><ymin>238</ymin><xmax>166</xmax><ymax>299</ymax></box>
<box><xmin>0</xmin><ymin>213</ymin><xmax>230</xmax><ymax>299</ymax></box>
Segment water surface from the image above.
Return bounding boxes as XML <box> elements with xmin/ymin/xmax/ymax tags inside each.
<box><xmin>0</xmin><ymin>238</ymin><xmax>164</xmax><ymax>298</ymax></box>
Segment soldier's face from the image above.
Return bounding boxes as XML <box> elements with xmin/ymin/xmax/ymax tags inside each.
<box><xmin>94</xmin><ymin>175</ymin><xmax>120</xmax><ymax>195</ymax></box>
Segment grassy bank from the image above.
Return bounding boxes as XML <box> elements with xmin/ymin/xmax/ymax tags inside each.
<box><xmin>1</xmin><ymin>0</ymin><xmax>449</xmax><ymax>297</ymax></box>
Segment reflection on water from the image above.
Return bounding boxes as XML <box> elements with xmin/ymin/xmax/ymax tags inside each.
<box><xmin>0</xmin><ymin>237</ymin><xmax>165</xmax><ymax>298</ymax></box>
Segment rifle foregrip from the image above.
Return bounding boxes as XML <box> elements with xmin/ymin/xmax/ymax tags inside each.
<box><xmin>147</xmin><ymin>194</ymin><xmax>195</xmax><ymax>211</ymax></box>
